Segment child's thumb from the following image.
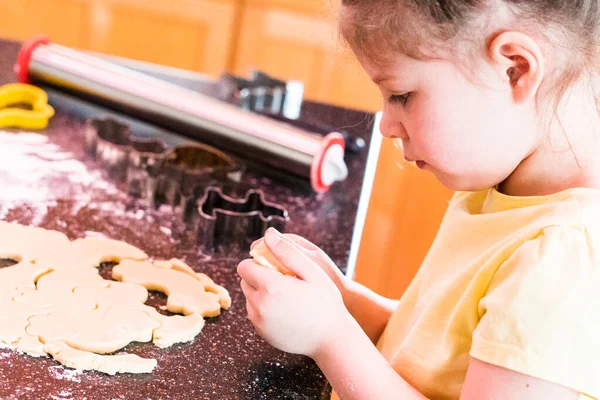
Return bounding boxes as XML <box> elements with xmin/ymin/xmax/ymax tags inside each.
<box><xmin>264</xmin><ymin>229</ymin><xmax>324</xmax><ymax>282</ymax></box>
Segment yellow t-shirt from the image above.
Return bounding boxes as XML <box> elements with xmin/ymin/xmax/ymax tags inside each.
<box><xmin>375</xmin><ymin>188</ymin><xmax>600</xmax><ymax>399</ymax></box>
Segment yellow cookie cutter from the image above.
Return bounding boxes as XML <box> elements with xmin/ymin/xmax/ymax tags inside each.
<box><xmin>0</xmin><ymin>83</ymin><xmax>55</xmax><ymax>129</ymax></box>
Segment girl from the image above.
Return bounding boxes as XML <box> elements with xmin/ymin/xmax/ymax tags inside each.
<box><xmin>237</xmin><ymin>1</ymin><xmax>600</xmax><ymax>398</ymax></box>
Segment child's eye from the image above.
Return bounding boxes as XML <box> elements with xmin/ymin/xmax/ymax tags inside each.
<box><xmin>388</xmin><ymin>93</ymin><xmax>411</xmax><ymax>106</ymax></box>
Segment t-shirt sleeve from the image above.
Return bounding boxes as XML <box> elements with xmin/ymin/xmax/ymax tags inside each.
<box><xmin>471</xmin><ymin>224</ymin><xmax>600</xmax><ymax>397</ymax></box>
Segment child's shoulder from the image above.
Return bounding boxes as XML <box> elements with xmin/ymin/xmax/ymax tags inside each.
<box><xmin>435</xmin><ymin>188</ymin><xmax>600</xmax><ymax>264</ymax></box>
<box><xmin>451</xmin><ymin>187</ymin><xmax>600</xmax><ymax>220</ymax></box>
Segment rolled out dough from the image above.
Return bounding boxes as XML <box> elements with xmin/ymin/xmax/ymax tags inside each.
<box><xmin>0</xmin><ymin>221</ymin><xmax>230</xmax><ymax>375</ymax></box>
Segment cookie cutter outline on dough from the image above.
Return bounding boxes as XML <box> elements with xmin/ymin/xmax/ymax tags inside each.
<box><xmin>85</xmin><ymin>117</ymin><xmax>289</xmax><ymax>250</ymax></box>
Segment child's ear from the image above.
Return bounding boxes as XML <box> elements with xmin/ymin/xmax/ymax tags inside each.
<box><xmin>488</xmin><ymin>31</ymin><xmax>544</xmax><ymax>104</ymax></box>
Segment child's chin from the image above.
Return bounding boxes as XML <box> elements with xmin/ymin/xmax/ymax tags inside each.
<box><xmin>437</xmin><ymin>174</ymin><xmax>496</xmax><ymax>192</ymax></box>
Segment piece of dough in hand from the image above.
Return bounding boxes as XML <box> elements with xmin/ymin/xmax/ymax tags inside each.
<box><xmin>250</xmin><ymin>241</ymin><xmax>296</xmax><ymax>277</ymax></box>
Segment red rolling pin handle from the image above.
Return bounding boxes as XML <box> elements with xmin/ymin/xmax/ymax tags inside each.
<box><xmin>311</xmin><ymin>132</ymin><xmax>346</xmax><ymax>193</ymax></box>
<box><xmin>15</xmin><ymin>35</ymin><xmax>50</xmax><ymax>84</ymax></box>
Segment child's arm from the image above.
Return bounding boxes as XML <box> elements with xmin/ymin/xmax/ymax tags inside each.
<box><xmin>461</xmin><ymin>359</ymin><xmax>579</xmax><ymax>399</ymax></box>
<box><xmin>316</xmin><ymin>324</ymin><xmax>579</xmax><ymax>400</ymax></box>
<box><xmin>343</xmin><ymin>279</ymin><xmax>398</xmax><ymax>342</ymax></box>
<box><xmin>314</xmin><ymin>310</ymin><xmax>427</xmax><ymax>400</ymax></box>
<box><xmin>239</xmin><ymin>231</ymin><xmax>425</xmax><ymax>400</ymax></box>
<box><xmin>239</xmin><ymin>230</ymin><xmax>581</xmax><ymax>400</ymax></box>
<box><xmin>251</xmin><ymin>233</ymin><xmax>398</xmax><ymax>342</ymax></box>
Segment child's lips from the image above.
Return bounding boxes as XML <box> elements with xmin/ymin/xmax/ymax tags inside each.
<box><xmin>403</xmin><ymin>154</ymin><xmax>427</xmax><ymax>169</ymax></box>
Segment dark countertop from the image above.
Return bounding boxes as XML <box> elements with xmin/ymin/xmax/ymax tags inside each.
<box><xmin>0</xmin><ymin>39</ymin><xmax>379</xmax><ymax>399</ymax></box>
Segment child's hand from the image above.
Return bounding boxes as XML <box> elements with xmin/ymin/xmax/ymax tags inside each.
<box><xmin>237</xmin><ymin>229</ymin><xmax>352</xmax><ymax>358</ymax></box>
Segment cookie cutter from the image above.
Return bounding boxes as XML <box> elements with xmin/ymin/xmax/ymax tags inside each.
<box><xmin>217</xmin><ymin>72</ymin><xmax>364</xmax><ymax>154</ymax></box>
<box><xmin>85</xmin><ymin>118</ymin><xmax>168</xmax><ymax>196</ymax></box>
<box><xmin>191</xmin><ymin>186</ymin><xmax>289</xmax><ymax>250</ymax></box>
<box><xmin>85</xmin><ymin>117</ymin><xmax>289</xmax><ymax>250</ymax></box>
<box><xmin>217</xmin><ymin>70</ymin><xmax>301</xmax><ymax>119</ymax></box>
<box><xmin>155</xmin><ymin>145</ymin><xmax>242</xmax><ymax>208</ymax></box>
<box><xmin>0</xmin><ymin>83</ymin><xmax>55</xmax><ymax>129</ymax></box>
<box><xmin>85</xmin><ymin>118</ymin><xmax>242</xmax><ymax>205</ymax></box>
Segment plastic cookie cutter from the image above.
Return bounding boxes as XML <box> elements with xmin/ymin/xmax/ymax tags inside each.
<box><xmin>0</xmin><ymin>83</ymin><xmax>55</xmax><ymax>129</ymax></box>
<box><xmin>192</xmin><ymin>186</ymin><xmax>289</xmax><ymax>251</ymax></box>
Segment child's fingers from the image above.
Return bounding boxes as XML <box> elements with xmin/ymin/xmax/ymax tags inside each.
<box><xmin>246</xmin><ymin>299</ymin><xmax>258</xmax><ymax>321</ymax></box>
<box><xmin>251</xmin><ymin>234</ymin><xmax>318</xmax><ymax>252</ymax></box>
<box><xmin>237</xmin><ymin>258</ymin><xmax>282</xmax><ymax>290</ymax></box>
<box><xmin>264</xmin><ymin>229</ymin><xmax>327</xmax><ymax>283</ymax></box>
<box><xmin>240</xmin><ymin>279</ymin><xmax>257</xmax><ymax>298</ymax></box>
<box><xmin>283</xmin><ymin>234</ymin><xmax>320</xmax><ymax>251</ymax></box>
<box><xmin>284</xmin><ymin>234</ymin><xmax>337</xmax><ymax>268</ymax></box>
<box><xmin>245</xmin><ymin>299</ymin><xmax>265</xmax><ymax>330</ymax></box>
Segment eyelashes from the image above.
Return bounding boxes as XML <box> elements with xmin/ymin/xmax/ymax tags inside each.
<box><xmin>388</xmin><ymin>93</ymin><xmax>411</xmax><ymax>106</ymax></box>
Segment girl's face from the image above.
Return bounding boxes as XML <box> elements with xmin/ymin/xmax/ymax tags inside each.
<box><xmin>359</xmin><ymin>53</ymin><xmax>543</xmax><ymax>191</ymax></box>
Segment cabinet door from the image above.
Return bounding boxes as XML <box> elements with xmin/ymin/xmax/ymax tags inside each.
<box><xmin>0</xmin><ymin>0</ymin><xmax>84</xmax><ymax>48</ymax></box>
<box><xmin>244</xmin><ymin>0</ymin><xmax>330</xmax><ymax>15</ymax></box>
<box><xmin>353</xmin><ymin>139</ymin><xmax>454</xmax><ymax>299</ymax></box>
<box><xmin>82</xmin><ymin>0</ymin><xmax>239</xmax><ymax>77</ymax></box>
<box><xmin>233</xmin><ymin>4</ymin><xmax>382</xmax><ymax>112</ymax></box>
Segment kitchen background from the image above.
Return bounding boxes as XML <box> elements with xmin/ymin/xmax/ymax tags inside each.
<box><xmin>0</xmin><ymin>0</ymin><xmax>453</xmax><ymax>299</ymax></box>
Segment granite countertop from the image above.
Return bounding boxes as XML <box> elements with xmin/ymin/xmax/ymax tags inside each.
<box><xmin>0</xmin><ymin>39</ymin><xmax>378</xmax><ymax>399</ymax></box>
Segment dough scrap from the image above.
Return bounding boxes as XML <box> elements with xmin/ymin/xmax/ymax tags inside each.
<box><xmin>250</xmin><ymin>241</ymin><xmax>296</xmax><ymax>276</ymax></box>
<box><xmin>0</xmin><ymin>222</ymin><xmax>230</xmax><ymax>374</ymax></box>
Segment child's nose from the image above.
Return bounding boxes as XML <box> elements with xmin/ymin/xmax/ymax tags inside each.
<box><xmin>379</xmin><ymin>111</ymin><xmax>408</xmax><ymax>140</ymax></box>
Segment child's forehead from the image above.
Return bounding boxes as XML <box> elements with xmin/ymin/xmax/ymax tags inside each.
<box><xmin>356</xmin><ymin>50</ymin><xmax>428</xmax><ymax>78</ymax></box>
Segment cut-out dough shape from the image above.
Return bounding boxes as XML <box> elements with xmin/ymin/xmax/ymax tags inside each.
<box><xmin>0</xmin><ymin>222</ymin><xmax>71</xmax><ymax>266</ymax></box>
<box><xmin>0</xmin><ymin>223</ymin><xmax>230</xmax><ymax>374</ymax></box>
<box><xmin>250</xmin><ymin>241</ymin><xmax>296</xmax><ymax>276</ymax></box>
<box><xmin>113</xmin><ymin>260</ymin><xmax>226</xmax><ymax>317</ymax></box>
<box><xmin>35</xmin><ymin>267</ymin><xmax>105</xmax><ymax>292</ymax></box>
<box><xmin>146</xmin><ymin>309</ymin><xmax>205</xmax><ymax>348</ymax></box>
<box><xmin>153</xmin><ymin>259</ymin><xmax>232</xmax><ymax>309</ymax></box>
<box><xmin>27</xmin><ymin>307</ymin><xmax>161</xmax><ymax>354</ymax></box>
<box><xmin>0</xmin><ymin>299</ymin><xmax>48</xmax><ymax>355</ymax></box>
<box><xmin>70</xmin><ymin>237</ymin><xmax>148</xmax><ymax>268</ymax></box>
<box><xmin>0</xmin><ymin>261</ymin><xmax>54</xmax><ymax>303</ymax></box>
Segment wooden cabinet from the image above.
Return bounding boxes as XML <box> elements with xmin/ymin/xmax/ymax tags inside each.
<box><xmin>233</xmin><ymin>3</ymin><xmax>382</xmax><ymax>111</ymax></box>
<box><xmin>244</xmin><ymin>0</ymin><xmax>331</xmax><ymax>15</ymax></box>
<box><xmin>0</xmin><ymin>0</ymin><xmax>85</xmax><ymax>48</ymax></box>
<box><xmin>81</xmin><ymin>0</ymin><xmax>239</xmax><ymax>77</ymax></box>
<box><xmin>0</xmin><ymin>0</ymin><xmax>379</xmax><ymax>110</ymax></box>
<box><xmin>353</xmin><ymin>140</ymin><xmax>454</xmax><ymax>299</ymax></box>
